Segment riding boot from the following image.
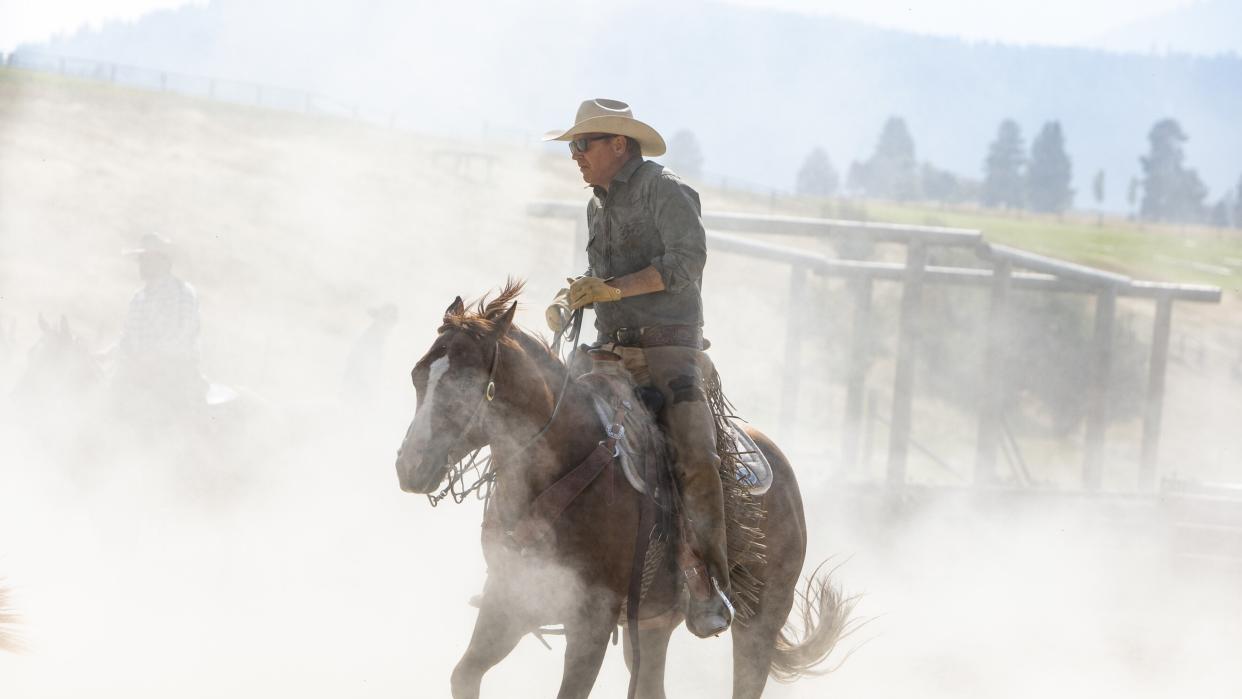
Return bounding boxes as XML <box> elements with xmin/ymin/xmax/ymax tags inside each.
<box><xmin>621</xmin><ymin>345</ymin><xmax>734</xmax><ymax>637</ymax></box>
<box><xmin>665</xmin><ymin>398</ymin><xmax>734</xmax><ymax>638</ymax></box>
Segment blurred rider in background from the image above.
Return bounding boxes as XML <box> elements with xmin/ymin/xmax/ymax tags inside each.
<box><xmin>107</xmin><ymin>233</ymin><xmax>207</xmax><ymax>433</ymax></box>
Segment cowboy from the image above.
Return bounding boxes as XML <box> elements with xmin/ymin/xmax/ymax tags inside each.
<box><xmin>108</xmin><ymin>233</ymin><xmax>206</xmax><ymax>427</ymax></box>
<box><xmin>542</xmin><ymin>98</ymin><xmax>733</xmax><ymax>638</ymax></box>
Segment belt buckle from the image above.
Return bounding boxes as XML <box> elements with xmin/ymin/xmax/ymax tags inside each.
<box><xmin>615</xmin><ymin>327</ymin><xmax>641</xmax><ymax>346</ymax></box>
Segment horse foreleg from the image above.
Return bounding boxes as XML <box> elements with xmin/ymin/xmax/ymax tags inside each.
<box><xmin>622</xmin><ymin>615</ymin><xmax>679</xmax><ymax>699</ymax></box>
<box><xmin>555</xmin><ymin>600</ymin><xmax>620</xmax><ymax>699</ymax></box>
<box><xmin>449</xmin><ymin>599</ymin><xmax>527</xmax><ymax>699</ymax></box>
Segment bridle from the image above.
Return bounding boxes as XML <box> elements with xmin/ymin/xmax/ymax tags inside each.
<box><xmin>424</xmin><ymin>309</ymin><xmax>584</xmax><ymax>506</ymax></box>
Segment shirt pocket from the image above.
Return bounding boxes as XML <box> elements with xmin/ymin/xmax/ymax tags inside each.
<box><xmin>611</xmin><ymin>213</ymin><xmax>659</xmax><ymax>272</ymax></box>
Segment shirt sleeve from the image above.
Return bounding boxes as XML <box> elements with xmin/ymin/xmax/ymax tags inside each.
<box><xmin>583</xmin><ymin>199</ymin><xmax>597</xmax><ymax>278</ymax></box>
<box><xmin>649</xmin><ymin>174</ymin><xmax>706</xmax><ymax>293</ymax></box>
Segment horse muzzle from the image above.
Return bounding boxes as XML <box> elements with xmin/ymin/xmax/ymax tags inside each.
<box><xmin>395</xmin><ymin>445</ymin><xmax>449</xmax><ymax>494</ymax></box>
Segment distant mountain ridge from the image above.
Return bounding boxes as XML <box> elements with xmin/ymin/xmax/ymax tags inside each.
<box><xmin>19</xmin><ymin>0</ymin><xmax>1242</xmax><ymax>210</ymax></box>
<box><xmin>1094</xmin><ymin>0</ymin><xmax>1242</xmax><ymax>57</ymax></box>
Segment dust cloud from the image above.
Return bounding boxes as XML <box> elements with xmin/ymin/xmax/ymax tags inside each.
<box><xmin>2</xmin><ymin>39</ymin><xmax>1241</xmax><ymax>699</ymax></box>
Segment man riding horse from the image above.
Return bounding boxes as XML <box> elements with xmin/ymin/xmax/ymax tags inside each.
<box><xmin>543</xmin><ymin>98</ymin><xmax>733</xmax><ymax>638</ymax></box>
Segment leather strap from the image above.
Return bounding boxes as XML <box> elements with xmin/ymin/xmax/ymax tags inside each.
<box><xmin>507</xmin><ymin>404</ymin><xmax>628</xmax><ymax>549</ymax></box>
<box><xmin>626</xmin><ymin>413</ymin><xmax>657</xmax><ymax>699</ymax></box>
<box><xmin>607</xmin><ymin>324</ymin><xmax>705</xmax><ymax>349</ymax></box>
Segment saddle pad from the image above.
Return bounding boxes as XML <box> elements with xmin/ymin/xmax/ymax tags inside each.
<box><xmin>591</xmin><ymin>394</ymin><xmax>773</xmax><ymax>497</ymax></box>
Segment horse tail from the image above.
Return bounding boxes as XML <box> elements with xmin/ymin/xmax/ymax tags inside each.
<box><xmin>768</xmin><ymin>560</ymin><xmax>858</xmax><ymax>683</ymax></box>
<box><xmin>0</xmin><ymin>580</ymin><xmax>22</xmax><ymax>653</ymax></box>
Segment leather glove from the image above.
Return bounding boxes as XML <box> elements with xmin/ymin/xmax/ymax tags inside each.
<box><xmin>568</xmin><ymin>276</ymin><xmax>622</xmax><ymax>310</ymax></box>
<box><xmin>545</xmin><ymin>286</ymin><xmax>571</xmax><ymax>332</ymax></box>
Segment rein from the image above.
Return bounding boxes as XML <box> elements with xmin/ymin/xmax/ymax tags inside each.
<box><xmin>425</xmin><ymin>309</ymin><xmax>585</xmax><ymax>507</ymax></box>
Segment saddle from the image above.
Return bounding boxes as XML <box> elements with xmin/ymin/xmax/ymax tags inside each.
<box><xmin>575</xmin><ymin>352</ymin><xmax>772</xmax><ymax>622</ymax></box>
<box><xmin>578</xmin><ymin>359</ymin><xmax>774</xmax><ymax>499</ymax></box>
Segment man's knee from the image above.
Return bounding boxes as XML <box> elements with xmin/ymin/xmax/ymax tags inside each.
<box><xmin>667</xmin><ymin>374</ymin><xmax>706</xmax><ymax>405</ymax></box>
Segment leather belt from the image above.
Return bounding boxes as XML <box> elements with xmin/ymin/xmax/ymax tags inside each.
<box><xmin>605</xmin><ymin>324</ymin><xmax>706</xmax><ymax>350</ymax></box>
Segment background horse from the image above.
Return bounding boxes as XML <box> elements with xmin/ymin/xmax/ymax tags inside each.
<box><xmin>395</xmin><ymin>282</ymin><xmax>853</xmax><ymax>699</ymax></box>
<box><xmin>9</xmin><ymin>314</ymin><xmax>277</xmax><ymax>492</ymax></box>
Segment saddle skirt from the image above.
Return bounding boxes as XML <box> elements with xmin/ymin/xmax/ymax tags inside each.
<box><xmin>579</xmin><ymin>369</ymin><xmax>773</xmax><ymax>498</ymax></box>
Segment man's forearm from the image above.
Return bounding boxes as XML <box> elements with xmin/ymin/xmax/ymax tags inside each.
<box><xmin>611</xmin><ymin>265</ymin><xmax>665</xmax><ymax>299</ymax></box>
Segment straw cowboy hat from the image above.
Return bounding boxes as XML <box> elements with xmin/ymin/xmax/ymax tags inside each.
<box><xmin>543</xmin><ymin>98</ymin><xmax>667</xmax><ymax>157</ymax></box>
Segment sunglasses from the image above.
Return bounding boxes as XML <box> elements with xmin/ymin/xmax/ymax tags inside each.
<box><xmin>568</xmin><ymin>134</ymin><xmax>615</xmax><ymax>154</ymax></box>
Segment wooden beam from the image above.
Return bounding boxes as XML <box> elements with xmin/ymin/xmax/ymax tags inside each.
<box><xmin>1084</xmin><ymin>288</ymin><xmax>1117</xmax><ymax>490</ymax></box>
<box><xmin>975</xmin><ymin>259</ymin><xmax>1012</xmax><ymax>484</ymax></box>
<box><xmin>843</xmin><ymin>276</ymin><xmax>874</xmax><ymax>470</ymax></box>
<box><xmin>1140</xmin><ymin>295</ymin><xmax>1174</xmax><ymax>490</ymax></box>
<box><xmin>887</xmin><ymin>241</ymin><xmax>927</xmax><ymax>486</ymax></box>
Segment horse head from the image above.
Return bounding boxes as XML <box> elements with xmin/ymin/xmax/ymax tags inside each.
<box><xmin>13</xmin><ymin>314</ymin><xmax>101</xmax><ymax>401</ymax></box>
<box><xmin>395</xmin><ymin>288</ymin><xmax>521</xmax><ymax>494</ymax></box>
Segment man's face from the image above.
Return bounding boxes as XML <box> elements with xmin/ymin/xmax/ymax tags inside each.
<box><xmin>138</xmin><ymin>252</ymin><xmax>171</xmax><ymax>282</ymax></box>
<box><xmin>570</xmin><ymin>133</ymin><xmax>630</xmax><ymax>188</ymax></box>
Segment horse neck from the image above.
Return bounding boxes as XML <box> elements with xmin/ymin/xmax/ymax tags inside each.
<box><xmin>485</xmin><ymin>341</ymin><xmax>600</xmax><ymax>514</ymax></box>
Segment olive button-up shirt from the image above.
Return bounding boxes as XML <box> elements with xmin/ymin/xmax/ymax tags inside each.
<box><xmin>585</xmin><ymin>158</ymin><xmax>707</xmax><ymax>336</ymax></box>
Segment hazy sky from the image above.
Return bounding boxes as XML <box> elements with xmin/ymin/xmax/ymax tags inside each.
<box><xmin>0</xmin><ymin>0</ymin><xmax>1202</xmax><ymax>53</ymax></box>
<box><xmin>727</xmin><ymin>0</ymin><xmax>1200</xmax><ymax>45</ymax></box>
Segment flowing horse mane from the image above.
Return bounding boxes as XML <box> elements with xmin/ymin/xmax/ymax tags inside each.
<box><xmin>441</xmin><ymin>278</ymin><xmax>567</xmax><ymax>381</ymax></box>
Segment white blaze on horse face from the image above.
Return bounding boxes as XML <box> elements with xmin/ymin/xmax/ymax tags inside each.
<box><xmin>409</xmin><ymin>355</ymin><xmax>450</xmax><ymax>454</ymax></box>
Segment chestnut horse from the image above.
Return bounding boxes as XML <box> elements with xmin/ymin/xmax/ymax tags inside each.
<box><xmin>395</xmin><ymin>282</ymin><xmax>852</xmax><ymax>699</ymax></box>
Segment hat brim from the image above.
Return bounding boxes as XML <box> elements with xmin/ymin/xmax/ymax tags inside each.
<box><xmin>543</xmin><ymin>115</ymin><xmax>666</xmax><ymax>157</ymax></box>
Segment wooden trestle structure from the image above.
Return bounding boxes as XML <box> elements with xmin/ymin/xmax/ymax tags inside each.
<box><xmin>528</xmin><ymin>201</ymin><xmax>1222</xmax><ymax>492</ymax></box>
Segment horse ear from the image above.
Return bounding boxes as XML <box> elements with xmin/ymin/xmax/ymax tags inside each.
<box><xmin>444</xmin><ymin>296</ymin><xmax>465</xmax><ymax>321</ymax></box>
<box><xmin>491</xmin><ymin>302</ymin><xmax>517</xmax><ymax>337</ymax></box>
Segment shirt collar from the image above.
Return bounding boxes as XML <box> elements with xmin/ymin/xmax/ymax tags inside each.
<box><xmin>612</xmin><ymin>155</ymin><xmax>644</xmax><ymax>185</ymax></box>
<box><xmin>591</xmin><ymin>156</ymin><xmax>645</xmax><ymax>200</ymax></box>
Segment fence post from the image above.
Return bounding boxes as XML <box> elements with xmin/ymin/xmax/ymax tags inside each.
<box><xmin>779</xmin><ymin>264</ymin><xmax>808</xmax><ymax>434</ymax></box>
<box><xmin>843</xmin><ymin>274</ymin><xmax>873</xmax><ymax>470</ymax></box>
<box><xmin>887</xmin><ymin>240</ymin><xmax>927</xmax><ymax>486</ymax></box>
<box><xmin>1084</xmin><ymin>286</ymin><xmax>1117</xmax><ymax>490</ymax></box>
<box><xmin>1140</xmin><ymin>294</ymin><xmax>1173</xmax><ymax>490</ymax></box>
<box><xmin>975</xmin><ymin>259</ymin><xmax>1012</xmax><ymax>484</ymax></box>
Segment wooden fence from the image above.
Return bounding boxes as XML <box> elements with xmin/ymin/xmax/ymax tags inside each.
<box><xmin>528</xmin><ymin>201</ymin><xmax>1222</xmax><ymax>492</ymax></box>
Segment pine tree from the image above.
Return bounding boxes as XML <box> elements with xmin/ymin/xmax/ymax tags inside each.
<box><xmin>982</xmin><ymin>119</ymin><xmax>1026</xmax><ymax>209</ymax></box>
<box><xmin>858</xmin><ymin>117</ymin><xmax>918</xmax><ymax>201</ymax></box>
<box><xmin>921</xmin><ymin>163</ymin><xmax>959</xmax><ymax>204</ymax></box>
<box><xmin>795</xmin><ymin>147</ymin><xmax>839</xmax><ymax>197</ymax></box>
<box><xmin>1139</xmin><ymin>118</ymin><xmax>1207</xmax><ymax>222</ymax></box>
<box><xmin>1210</xmin><ymin>199</ymin><xmax>1230</xmax><ymax>228</ymax></box>
<box><xmin>1233</xmin><ymin>175</ymin><xmax>1242</xmax><ymax>230</ymax></box>
<box><xmin>664</xmin><ymin>129</ymin><xmax>704</xmax><ymax>179</ymax></box>
<box><xmin>1092</xmin><ymin>170</ymin><xmax>1106</xmax><ymax>226</ymax></box>
<box><xmin>1027</xmin><ymin>121</ymin><xmax>1074</xmax><ymax>214</ymax></box>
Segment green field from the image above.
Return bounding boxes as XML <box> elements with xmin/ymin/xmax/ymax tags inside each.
<box><xmin>849</xmin><ymin>199</ymin><xmax>1241</xmax><ymax>291</ymax></box>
